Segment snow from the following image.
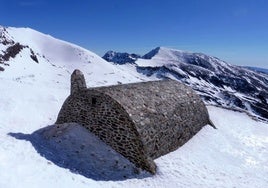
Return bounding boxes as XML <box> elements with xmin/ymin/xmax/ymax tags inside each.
<box><xmin>1</xmin><ymin>26</ymin><xmax>268</xmax><ymax>188</ymax></box>
<box><xmin>1</xmin><ymin>27</ymin><xmax>154</xmax><ymax>89</ymax></box>
<box><xmin>1</xmin><ymin>89</ymin><xmax>268</xmax><ymax>188</ymax></box>
<box><xmin>8</xmin><ymin>123</ymin><xmax>151</xmax><ymax>181</ymax></box>
<box><xmin>1</xmin><ymin>74</ymin><xmax>268</xmax><ymax>188</ymax></box>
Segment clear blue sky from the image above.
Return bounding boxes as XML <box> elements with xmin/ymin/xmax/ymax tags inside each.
<box><xmin>1</xmin><ymin>0</ymin><xmax>268</xmax><ymax>68</ymax></box>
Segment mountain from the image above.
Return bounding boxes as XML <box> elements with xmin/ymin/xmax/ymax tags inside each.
<box><xmin>244</xmin><ymin>66</ymin><xmax>268</xmax><ymax>75</ymax></box>
<box><xmin>0</xmin><ymin>26</ymin><xmax>150</xmax><ymax>87</ymax></box>
<box><xmin>104</xmin><ymin>47</ymin><xmax>268</xmax><ymax>121</ymax></box>
<box><xmin>2</xmin><ymin>25</ymin><xmax>267</xmax><ymax>122</ymax></box>
<box><xmin>4</xmin><ymin>24</ymin><xmax>265</xmax><ymax>123</ymax></box>
<box><xmin>103</xmin><ymin>50</ymin><xmax>141</xmax><ymax>64</ymax></box>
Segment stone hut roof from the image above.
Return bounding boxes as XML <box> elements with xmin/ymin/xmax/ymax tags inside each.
<box><xmin>56</xmin><ymin>69</ymin><xmax>212</xmax><ymax>174</ymax></box>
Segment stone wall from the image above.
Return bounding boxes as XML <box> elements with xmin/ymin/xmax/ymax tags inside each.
<box><xmin>56</xmin><ymin>89</ymin><xmax>156</xmax><ymax>173</ymax></box>
<box><xmin>94</xmin><ymin>80</ymin><xmax>210</xmax><ymax>159</ymax></box>
<box><xmin>56</xmin><ymin>69</ymin><xmax>212</xmax><ymax>174</ymax></box>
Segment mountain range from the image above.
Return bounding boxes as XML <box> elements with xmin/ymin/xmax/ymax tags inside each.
<box><xmin>103</xmin><ymin>47</ymin><xmax>268</xmax><ymax>121</ymax></box>
<box><xmin>1</xmin><ymin>25</ymin><xmax>268</xmax><ymax>122</ymax></box>
<box><xmin>244</xmin><ymin>66</ymin><xmax>268</xmax><ymax>74</ymax></box>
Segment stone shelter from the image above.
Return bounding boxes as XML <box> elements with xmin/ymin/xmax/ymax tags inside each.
<box><xmin>55</xmin><ymin>69</ymin><xmax>213</xmax><ymax>174</ymax></box>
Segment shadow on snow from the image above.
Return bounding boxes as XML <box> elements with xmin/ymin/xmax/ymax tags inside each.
<box><xmin>8</xmin><ymin>123</ymin><xmax>151</xmax><ymax>181</ymax></box>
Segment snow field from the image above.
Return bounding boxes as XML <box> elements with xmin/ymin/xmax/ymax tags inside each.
<box><xmin>0</xmin><ymin>75</ymin><xmax>267</xmax><ymax>187</ymax></box>
<box><xmin>0</xmin><ymin>26</ymin><xmax>267</xmax><ymax>188</ymax></box>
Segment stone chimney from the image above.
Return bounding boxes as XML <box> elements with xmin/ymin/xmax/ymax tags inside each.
<box><xmin>71</xmin><ymin>69</ymin><xmax>87</xmax><ymax>95</ymax></box>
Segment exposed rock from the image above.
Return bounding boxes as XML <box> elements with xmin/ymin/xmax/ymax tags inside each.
<box><xmin>103</xmin><ymin>51</ymin><xmax>141</xmax><ymax>64</ymax></box>
<box><xmin>30</xmin><ymin>49</ymin><xmax>39</xmax><ymax>63</ymax></box>
<box><xmin>1</xmin><ymin>43</ymin><xmax>25</xmax><ymax>61</ymax></box>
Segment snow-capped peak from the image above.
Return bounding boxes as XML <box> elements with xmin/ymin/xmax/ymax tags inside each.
<box><xmin>140</xmin><ymin>46</ymin><xmax>233</xmax><ymax>72</ymax></box>
<box><xmin>142</xmin><ymin>47</ymin><xmax>191</xmax><ymax>60</ymax></box>
<box><xmin>5</xmin><ymin>26</ymin><xmax>105</xmax><ymax>66</ymax></box>
<box><xmin>0</xmin><ymin>26</ymin><xmax>151</xmax><ymax>87</ymax></box>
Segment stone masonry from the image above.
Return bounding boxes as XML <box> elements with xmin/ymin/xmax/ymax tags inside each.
<box><xmin>55</xmin><ymin>69</ymin><xmax>212</xmax><ymax>174</ymax></box>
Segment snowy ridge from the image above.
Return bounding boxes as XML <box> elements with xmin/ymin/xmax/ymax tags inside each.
<box><xmin>0</xmin><ymin>26</ymin><xmax>151</xmax><ymax>87</ymax></box>
<box><xmin>245</xmin><ymin>66</ymin><xmax>268</xmax><ymax>74</ymax></box>
<box><xmin>104</xmin><ymin>47</ymin><xmax>268</xmax><ymax>121</ymax></box>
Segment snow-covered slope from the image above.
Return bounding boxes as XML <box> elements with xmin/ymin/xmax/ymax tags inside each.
<box><xmin>104</xmin><ymin>47</ymin><xmax>268</xmax><ymax>121</ymax></box>
<box><xmin>1</xmin><ymin>99</ymin><xmax>268</xmax><ymax>188</ymax></box>
<box><xmin>0</xmin><ymin>26</ymin><xmax>151</xmax><ymax>87</ymax></box>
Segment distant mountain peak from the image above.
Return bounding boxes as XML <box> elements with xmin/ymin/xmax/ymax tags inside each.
<box><xmin>142</xmin><ymin>46</ymin><xmax>193</xmax><ymax>60</ymax></box>
<box><xmin>142</xmin><ymin>47</ymin><xmax>161</xmax><ymax>59</ymax></box>
<box><xmin>136</xmin><ymin>47</ymin><xmax>268</xmax><ymax>121</ymax></box>
<box><xmin>244</xmin><ymin>66</ymin><xmax>268</xmax><ymax>75</ymax></box>
<box><xmin>102</xmin><ymin>51</ymin><xmax>141</xmax><ymax>64</ymax></box>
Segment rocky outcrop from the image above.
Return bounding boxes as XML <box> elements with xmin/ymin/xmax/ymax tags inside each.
<box><xmin>103</xmin><ymin>51</ymin><xmax>141</xmax><ymax>64</ymax></box>
<box><xmin>0</xmin><ymin>26</ymin><xmax>39</xmax><ymax>69</ymax></box>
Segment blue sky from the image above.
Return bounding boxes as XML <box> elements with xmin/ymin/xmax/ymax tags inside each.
<box><xmin>1</xmin><ymin>0</ymin><xmax>268</xmax><ymax>68</ymax></box>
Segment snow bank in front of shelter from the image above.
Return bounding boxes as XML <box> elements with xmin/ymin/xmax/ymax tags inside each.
<box><xmin>9</xmin><ymin>123</ymin><xmax>150</xmax><ymax>181</ymax></box>
<box><xmin>1</xmin><ymin>105</ymin><xmax>268</xmax><ymax>188</ymax></box>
